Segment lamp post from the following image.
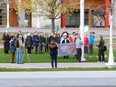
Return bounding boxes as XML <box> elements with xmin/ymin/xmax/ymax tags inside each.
<box><xmin>80</xmin><ymin>0</ymin><xmax>86</xmax><ymax>61</ymax></box>
<box><xmin>6</xmin><ymin>0</ymin><xmax>10</xmax><ymax>28</ymax></box>
<box><xmin>106</xmin><ymin>0</ymin><xmax>116</xmax><ymax>68</ymax></box>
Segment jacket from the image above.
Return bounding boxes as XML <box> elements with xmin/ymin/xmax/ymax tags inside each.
<box><xmin>9</xmin><ymin>39</ymin><xmax>16</xmax><ymax>52</ymax></box>
<box><xmin>25</xmin><ymin>35</ymin><xmax>32</xmax><ymax>47</ymax></box>
<box><xmin>84</xmin><ymin>37</ymin><xmax>88</xmax><ymax>47</ymax></box>
<box><xmin>49</xmin><ymin>42</ymin><xmax>58</xmax><ymax>57</ymax></box>
<box><xmin>89</xmin><ymin>35</ymin><xmax>95</xmax><ymax>45</ymax></box>
<box><xmin>32</xmin><ymin>35</ymin><xmax>39</xmax><ymax>46</ymax></box>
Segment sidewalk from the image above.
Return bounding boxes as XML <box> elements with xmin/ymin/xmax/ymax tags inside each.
<box><xmin>0</xmin><ymin>63</ymin><xmax>106</xmax><ymax>68</ymax></box>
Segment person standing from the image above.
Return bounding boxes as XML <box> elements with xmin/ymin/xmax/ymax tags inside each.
<box><xmin>32</xmin><ymin>32</ymin><xmax>39</xmax><ymax>54</ymax></box>
<box><xmin>97</xmin><ymin>35</ymin><xmax>105</xmax><ymax>62</ymax></box>
<box><xmin>2</xmin><ymin>31</ymin><xmax>10</xmax><ymax>54</ymax></box>
<box><xmin>76</xmin><ymin>34</ymin><xmax>83</xmax><ymax>62</ymax></box>
<box><xmin>44</xmin><ymin>33</ymin><xmax>49</xmax><ymax>54</ymax></box>
<box><xmin>25</xmin><ymin>33</ymin><xmax>33</xmax><ymax>53</ymax></box>
<box><xmin>49</xmin><ymin>39</ymin><xmax>58</xmax><ymax>68</ymax></box>
<box><xmin>84</xmin><ymin>35</ymin><xmax>88</xmax><ymax>54</ymax></box>
<box><xmin>38</xmin><ymin>32</ymin><xmax>44</xmax><ymax>54</ymax></box>
<box><xmin>16</xmin><ymin>30</ymin><xmax>24</xmax><ymax>43</ymax></box>
<box><xmin>16</xmin><ymin>35</ymin><xmax>23</xmax><ymax>64</ymax></box>
<box><xmin>9</xmin><ymin>36</ymin><xmax>16</xmax><ymax>63</ymax></box>
<box><xmin>89</xmin><ymin>32</ymin><xmax>95</xmax><ymax>55</ymax></box>
<box><xmin>61</xmin><ymin>33</ymin><xmax>70</xmax><ymax>58</ymax></box>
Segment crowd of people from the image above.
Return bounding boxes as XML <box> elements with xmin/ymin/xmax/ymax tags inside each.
<box><xmin>2</xmin><ymin>30</ymin><xmax>106</xmax><ymax>68</ymax></box>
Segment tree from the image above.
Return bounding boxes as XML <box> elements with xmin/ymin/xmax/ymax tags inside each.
<box><xmin>15</xmin><ymin>0</ymin><xmax>79</xmax><ymax>33</ymax></box>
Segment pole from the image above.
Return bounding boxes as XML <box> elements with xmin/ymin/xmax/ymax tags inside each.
<box><xmin>6</xmin><ymin>0</ymin><xmax>10</xmax><ymax>28</ymax></box>
<box><xmin>106</xmin><ymin>0</ymin><xmax>116</xmax><ymax>68</ymax></box>
<box><xmin>80</xmin><ymin>0</ymin><xmax>86</xmax><ymax>61</ymax></box>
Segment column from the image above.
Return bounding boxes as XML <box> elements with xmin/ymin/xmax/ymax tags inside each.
<box><xmin>61</xmin><ymin>13</ymin><xmax>66</xmax><ymax>28</ymax></box>
<box><xmin>105</xmin><ymin>0</ymin><xmax>110</xmax><ymax>28</ymax></box>
<box><xmin>88</xmin><ymin>10</ymin><xmax>92</xmax><ymax>28</ymax></box>
<box><xmin>6</xmin><ymin>0</ymin><xmax>10</xmax><ymax>28</ymax></box>
<box><xmin>18</xmin><ymin>0</ymin><xmax>25</xmax><ymax>27</ymax></box>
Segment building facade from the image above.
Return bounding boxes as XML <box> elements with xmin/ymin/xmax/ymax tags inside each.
<box><xmin>61</xmin><ymin>0</ymin><xmax>110</xmax><ymax>28</ymax></box>
<box><xmin>0</xmin><ymin>0</ymin><xmax>111</xmax><ymax>28</ymax></box>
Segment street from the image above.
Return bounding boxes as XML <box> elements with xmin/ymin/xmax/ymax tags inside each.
<box><xmin>0</xmin><ymin>71</ymin><xmax>116</xmax><ymax>87</ymax></box>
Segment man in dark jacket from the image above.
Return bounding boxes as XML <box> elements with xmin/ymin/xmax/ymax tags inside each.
<box><xmin>38</xmin><ymin>32</ymin><xmax>44</xmax><ymax>54</ymax></box>
<box><xmin>97</xmin><ymin>35</ymin><xmax>105</xmax><ymax>62</ymax></box>
<box><xmin>25</xmin><ymin>33</ymin><xmax>33</xmax><ymax>53</ymax></box>
<box><xmin>44</xmin><ymin>33</ymin><xmax>49</xmax><ymax>54</ymax></box>
<box><xmin>32</xmin><ymin>32</ymin><xmax>39</xmax><ymax>54</ymax></box>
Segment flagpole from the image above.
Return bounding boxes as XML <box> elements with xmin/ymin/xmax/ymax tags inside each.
<box><xmin>80</xmin><ymin>0</ymin><xmax>86</xmax><ymax>61</ymax></box>
<box><xmin>106</xmin><ymin>0</ymin><xmax>116</xmax><ymax>68</ymax></box>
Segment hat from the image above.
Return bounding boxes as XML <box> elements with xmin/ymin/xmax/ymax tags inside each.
<box><xmin>5</xmin><ymin>31</ymin><xmax>8</xmax><ymax>33</ymax></box>
<box><xmin>63</xmin><ymin>33</ymin><xmax>67</xmax><ymax>36</ymax></box>
<box><xmin>28</xmin><ymin>33</ymin><xmax>30</xmax><ymax>36</ymax></box>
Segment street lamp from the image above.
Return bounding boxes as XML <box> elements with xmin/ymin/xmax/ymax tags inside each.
<box><xmin>106</xmin><ymin>0</ymin><xmax>116</xmax><ymax>68</ymax></box>
<box><xmin>80</xmin><ymin>0</ymin><xmax>86</xmax><ymax>61</ymax></box>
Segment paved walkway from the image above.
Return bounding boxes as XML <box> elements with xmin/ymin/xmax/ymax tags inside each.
<box><xmin>0</xmin><ymin>62</ymin><xmax>107</xmax><ymax>68</ymax></box>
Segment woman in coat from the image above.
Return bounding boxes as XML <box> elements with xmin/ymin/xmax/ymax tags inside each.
<box><xmin>49</xmin><ymin>39</ymin><xmax>58</xmax><ymax>68</ymax></box>
<box><xmin>2</xmin><ymin>31</ymin><xmax>10</xmax><ymax>54</ymax></box>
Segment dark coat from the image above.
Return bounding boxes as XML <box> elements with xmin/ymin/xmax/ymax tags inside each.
<box><xmin>49</xmin><ymin>46</ymin><xmax>58</xmax><ymax>57</ymax></box>
<box><xmin>62</xmin><ymin>38</ymin><xmax>70</xmax><ymax>43</ymax></box>
<box><xmin>9</xmin><ymin>40</ymin><xmax>16</xmax><ymax>52</ymax></box>
<box><xmin>32</xmin><ymin>35</ymin><xmax>39</xmax><ymax>46</ymax></box>
<box><xmin>16</xmin><ymin>34</ymin><xmax>24</xmax><ymax>43</ymax></box>
<box><xmin>49</xmin><ymin>41</ymin><xmax>58</xmax><ymax>57</ymax></box>
<box><xmin>44</xmin><ymin>37</ymin><xmax>49</xmax><ymax>44</ymax></box>
<box><xmin>2</xmin><ymin>34</ymin><xmax>10</xmax><ymax>50</ymax></box>
<box><xmin>98</xmin><ymin>39</ymin><xmax>105</xmax><ymax>50</ymax></box>
<box><xmin>48</xmin><ymin>36</ymin><xmax>57</xmax><ymax>44</ymax></box>
<box><xmin>39</xmin><ymin>36</ymin><xmax>44</xmax><ymax>44</ymax></box>
<box><xmin>25</xmin><ymin>35</ymin><xmax>33</xmax><ymax>48</ymax></box>
<box><xmin>55</xmin><ymin>36</ymin><xmax>61</xmax><ymax>44</ymax></box>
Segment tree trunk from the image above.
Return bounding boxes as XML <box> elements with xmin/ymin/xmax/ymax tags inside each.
<box><xmin>51</xmin><ymin>18</ymin><xmax>55</xmax><ymax>33</ymax></box>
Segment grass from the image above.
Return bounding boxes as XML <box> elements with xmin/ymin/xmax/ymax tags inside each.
<box><xmin>0</xmin><ymin>36</ymin><xmax>116</xmax><ymax>63</ymax></box>
<box><xmin>0</xmin><ymin>47</ymin><xmax>116</xmax><ymax>63</ymax></box>
<box><xmin>0</xmin><ymin>36</ymin><xmax>116</xmax><ymax>71</ymax></box>
<box><xmin>1</xmin><ymin>67</ymin><xmax>116</xmax><ymax>72</ymax></box>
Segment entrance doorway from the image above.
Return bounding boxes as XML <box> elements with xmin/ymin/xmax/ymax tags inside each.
<box><xmin>66</xmin><ymin>10</ymin><xmax>88</xmax><ymax>28</ymax></box>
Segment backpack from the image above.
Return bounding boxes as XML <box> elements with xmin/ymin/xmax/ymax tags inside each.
<box><xmin>104</xmin><ymin>45</ymin><xmax>107</xmax><ymax>51</ymax></box>
<box><xmin>15</xmin><ymin>39</ymin><xmax>19</xmax><ymax>48</ymax></box>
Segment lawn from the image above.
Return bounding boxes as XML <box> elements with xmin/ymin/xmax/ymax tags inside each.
<box><xmin>0</xmin><ymin>37</ymin><xmax>116</xmax><ymax>63</ymax></box>
<box><xmin>0</xmin><ymin>47</ymin><xmax>115</xmax><ymax>63</ymax></box>
<box><xmin>1</xmin><ymin>67</ymin><xmax>116</xmax><ymax>72</ymax></box>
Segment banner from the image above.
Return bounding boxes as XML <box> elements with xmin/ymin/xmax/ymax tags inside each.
<box><xmin>57</xmin><ymin>42</ymin><xmax>76</xmax><ymax>56</ymax></box>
